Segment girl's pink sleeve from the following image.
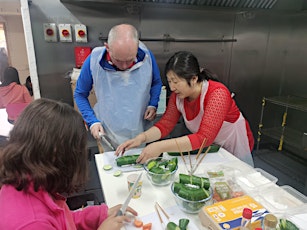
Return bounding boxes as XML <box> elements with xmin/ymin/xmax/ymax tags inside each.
<box><xmin>72</xmin><ymin>204</ymin><xmax>109</xmax><ymax>230</ymax></box>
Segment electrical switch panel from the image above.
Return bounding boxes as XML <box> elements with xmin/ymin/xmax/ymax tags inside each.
<box><xmin>58</xmin><ymin>24</ymin><xmax>72</xmax><ymax>42</ymax></box>
<box><xmin>74</xmin><ymin>24</ymin><xmax>88</xmax><ymax>43</ymax></box>
<box><xmin>43</xmin><ymin>23</ymin><xmax>58</xmax><ymax>42</ymax></box>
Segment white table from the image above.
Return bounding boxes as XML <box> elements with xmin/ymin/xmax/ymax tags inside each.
<box><xmin>95</xmin><ymin>148</ymin><xmax>307</xmax><ymax>229</ymax></box>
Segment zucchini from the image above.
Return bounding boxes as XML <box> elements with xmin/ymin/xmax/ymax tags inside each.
<box><xmin>168</xmin><ymin>144</ymin><xmax>220</xmax><ymax>156</ymax></box>
<box><xmin>116</xmin><ymin>155</ymin><xmax>139</xmax><ymax>166</ymax></box>
<box><xmin>179</xmin><ymin>218</ymin><xmax>189</xmax><ymax>230</ymax></box>
<box><xmin>166</xmin><ymin>222</ymin><xmax>180</xmax><ymax>230</ymax></box>
<box><xmin>179</xmin><ymin>174</ymin><xmax>210</xmax><ymax>190</ymax></box>
<box><xmin>178</xmin><ymin>187</ymin><xmax>210</xmax><ymax>201</ymax></box>
<box><xmin>279</xmin><ymin>219</ymin><xmax>299</xmax><ymax>230</ymax></box>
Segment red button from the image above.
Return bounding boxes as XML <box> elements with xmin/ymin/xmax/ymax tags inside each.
<box><xmin>46</xmin><ymin>28</ymin><xmax>54</xmax><ymax>36</ymax></box>
<box><xmin>78</xmin><ymin>30</ymin><xmax>85</xmax><ymax>37</ymax></box>
<box><xmin>62</xmin><ymin>29</ymin><xmax>70</xmax><ymax>37</ymax></box>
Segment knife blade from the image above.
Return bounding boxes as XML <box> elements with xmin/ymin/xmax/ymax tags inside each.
<box><xmin>98</xmin><ymin>132</ymin><xmax>115</xmax><ymax>151</ymax></box>
<box><xmin>116</xmin><ymin>172</ymin><xmax>143</xmax><ymax>216</ymax></box>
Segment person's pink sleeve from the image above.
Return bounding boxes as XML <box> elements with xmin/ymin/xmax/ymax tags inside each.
<box><xmin>72</xmin><ymin>204</ymin><xmax>109</xmax><ymax>230</ymax></box>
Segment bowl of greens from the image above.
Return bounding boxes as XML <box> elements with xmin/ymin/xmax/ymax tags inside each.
<box><xmin>143</xmin><ymin>157</ymin><xmax>178</xmax><ymax>186</ymax></box>
<box><xmin>171</xmin><ymin>173</ymin><xmax>213</xmax><ymax>214</ymax></box>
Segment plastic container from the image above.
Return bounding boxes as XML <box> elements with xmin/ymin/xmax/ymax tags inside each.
<box><xmin>257</xmin><ymin>185</ymin><xmax>307</xmax><ymax>213</ymax></box>
<box><xmin>235</xmin><ymin>168</ymin><xmax>278</xmax><ymax>195</ymax></box>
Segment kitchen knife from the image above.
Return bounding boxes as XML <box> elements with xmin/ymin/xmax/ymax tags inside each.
<box><xmin>98</xmin><ymin>132</ymin><xmax>115</xmax><ymax>151</ymax></box>
<box><xmin>116</xmin><ymin>172</ymin><xmax>143</xmax><ymax>216</ymax></box>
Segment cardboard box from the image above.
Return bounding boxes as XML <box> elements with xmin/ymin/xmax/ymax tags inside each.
<box><xmin>70</xmin><ymin>68</ymin><xmax>97</xmax><ymax>113</ymax></box>
<box><xmin>199</xmin><ymin>195</ymin><xmax>269</xmax><ymax>230</ymax></box>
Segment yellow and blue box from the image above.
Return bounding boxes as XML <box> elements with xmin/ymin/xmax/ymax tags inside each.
<box><xmin>199</xmin><ymin>195</ymin><xmax>269</xmax><ymax>230</ymax></box>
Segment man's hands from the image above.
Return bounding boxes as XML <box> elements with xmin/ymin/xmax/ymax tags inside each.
<box><xmin>90</xmin><ymin>123</ymin><xmax>105</xmax><ymax>139</ymax></box>
<box><xmin>144</xmin><ymin>107</ymin><xmax>156</xmax><ymax>121</ymax></box>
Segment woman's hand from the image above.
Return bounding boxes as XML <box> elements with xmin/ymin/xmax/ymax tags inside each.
<box><xmin>136</xmin><ymin>142</ymin><xmax>162</xmax><ymax>164</ymax></box>
<box><xmin>115</xmin><ymin>136</ymin><xmax>144</xmax><ymax>156</ymax></box>
<box><xmin>97</xmin><ymin>205</ymin><xmax>138</xmax><ymax>230</ymax></box>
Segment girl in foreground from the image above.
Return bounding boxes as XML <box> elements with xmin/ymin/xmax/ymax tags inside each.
<box><xmin>0</xmin><ymin>98</ymin><xmax>137</xmax><ymax>230</ymax></box>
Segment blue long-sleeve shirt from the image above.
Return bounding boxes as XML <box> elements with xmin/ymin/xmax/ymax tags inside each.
<box><xmin>74</xmin><ymin>46</ymin><xmax>162</xmax><ymax>128</ymax></box>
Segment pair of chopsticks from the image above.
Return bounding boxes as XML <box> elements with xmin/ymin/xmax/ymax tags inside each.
<box><xmin>175</xmin><ymin>138</ymin><xmax>210</xmax><ymax>175</ymax></box>
<box><xmin>154</xmin><ymin>202</ymin><xmax>170</xmax><ymax>228</ymax></box>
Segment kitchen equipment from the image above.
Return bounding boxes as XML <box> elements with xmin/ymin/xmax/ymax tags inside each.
<box><xmin>99</xmin><ymin>132</ymin><xmax>115</xmax><ymax>150</ymax></box>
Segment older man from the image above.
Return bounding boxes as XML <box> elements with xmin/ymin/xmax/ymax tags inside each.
<box><xmin>74</xmin><ymin>24</ymin><xmax>162</xmax><ymax>146</ymax></box>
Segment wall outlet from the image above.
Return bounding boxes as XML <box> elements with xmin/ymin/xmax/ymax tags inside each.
<box><xmin>43</xmin><ymin>23</ymin><xmax>58</xmax><ymax>42</ymax></box>
<box><xmin>58</xmin><ymin>24</ymin><xmax>72</xmax><ymax>42</ymax></box>
<box><xmin>74</xmin><ymin>24</ymin><xmax>88</xmax><ymax>43</ymax></box>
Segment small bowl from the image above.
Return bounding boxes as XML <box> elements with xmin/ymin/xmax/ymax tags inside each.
<box><xmin>171</xmin><ymin>182</ymin><xmax>213</xmax><ymax>214</ymax></box>
<box><xmin>143</xmin><ymin>157</ymin><xmax>178</xmax><ymax>186</ymax></box>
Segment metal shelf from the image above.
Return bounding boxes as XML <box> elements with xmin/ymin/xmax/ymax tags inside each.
<box><xmin>264</xmin><ymin>96</ymin><xmax>307</xmax><ymax>112</ymax></box>
<box><xmin>261</xmin><ymin>127</ymin><xmax>307</xmax><ymax>151</ymax></box>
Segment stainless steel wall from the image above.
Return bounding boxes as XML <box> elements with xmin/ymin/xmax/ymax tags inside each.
<box><xmin>28</xmin><ymin>0</ymin><xmax>307</xmax><ymax>146</ymax></box>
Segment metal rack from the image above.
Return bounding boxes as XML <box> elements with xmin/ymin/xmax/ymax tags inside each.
<box><xmin>257</xmin><ymin>95</ymin><xmax>307</xmax><ymax>153</ymax></box>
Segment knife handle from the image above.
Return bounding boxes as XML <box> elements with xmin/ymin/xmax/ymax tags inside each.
<box><xmin>116</xmin><ymin>209</ymin><xmax>123</xmax><ymax>216</ymax></box>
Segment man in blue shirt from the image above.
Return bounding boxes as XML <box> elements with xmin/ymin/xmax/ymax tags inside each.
<box><xmin>74</xmin><ymin>24</ymin><xmax>162</xmax><ymax>147</ymax></box>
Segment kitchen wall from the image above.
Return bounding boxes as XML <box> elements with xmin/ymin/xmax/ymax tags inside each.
<box><xmin>27</xmin><ymin>0</ymin><xmax>307</xmax><ymax>153</ymax></box>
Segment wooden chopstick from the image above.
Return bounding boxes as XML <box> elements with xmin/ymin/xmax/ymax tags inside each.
<box><xmin>191</xmin><ymin>145</ymin><xmax>211</xmax><ymax>174</ymax></box>
<box><xmin>195</xmin><ymin>138</ymin><xmax>207</xmax><ymax>160</ymax></box>
<box><xmin>155</xmin><ymin>202</ymin><xmax>170</xmax><ymax>220</ymax></box>
<box><xmin>154</xmin><ymin>204</ymin><xmax>164</xmax><ymax>225</ymax></box>
<box><xmin>175</xmin><ymin>139</ymin><xmax>187</xmax><ymax>166</ymax></box>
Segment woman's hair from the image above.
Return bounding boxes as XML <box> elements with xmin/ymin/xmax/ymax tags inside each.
<box><xmin>1</xmin><ymin>66</ymin><xmax>20</xmax><ymax>87</ymax></box>
<box><xmin>164</xmin><ymin>51</ymin><xmax>219</xmax><ymax>86</ymax></box>
<box><xmin>0</xmin><ymin>98</ymin><xmax>88</xmax><ymax>194</ymax></box>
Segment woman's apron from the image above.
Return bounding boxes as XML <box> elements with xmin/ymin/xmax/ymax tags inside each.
<box><xmin>177</xmin><ymin>81</ymin><xmax>254</xmax><ymax>167</ymax></box>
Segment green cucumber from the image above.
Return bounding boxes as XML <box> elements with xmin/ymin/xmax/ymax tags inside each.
<box><xmin>103</xmin><ymin>164</ymin><xmax>113</xmax><ymax>170</ymax></box>
<box><xmin>179</xmin><ymin>218</ymin><xmax>190</xmax><ymax>230</ymax></box>
<box><xmin>166</xmin><ymin>222</ymin><xmax>181</xmax><ymax>230</ymax></box>
<box><xmin>179</xmin><ymin>174</ymin><xmax>210</xmax><ymax>190</ymax></box>
<box><xmin>113</xmin><ymin>170</ymin><xmax>122</xmax><ymax>177</ymax></box>
<box><xmin>168</xmin><ymin>144</ymin><xmax>220</xmax><ymax>156</ymax></box>
<box><xmin>279</xmin><ymin>219</ymin><xmax>299</xmax><ymax>230</ymax></box>
<box><xmin>178</xmin><ymin>187</ymin><xmax>210</xmax><ymax>201</ymax></box>
<box><xmin>116</xmin><ymin>155</ymin><xmax>139</xmax><ymax>166</ymax></box>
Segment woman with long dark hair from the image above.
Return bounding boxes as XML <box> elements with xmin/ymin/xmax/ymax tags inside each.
<box><xmin>116</xmin><ymin>51</ymin><xmax>254</xmax><ymax>166</ymax></box>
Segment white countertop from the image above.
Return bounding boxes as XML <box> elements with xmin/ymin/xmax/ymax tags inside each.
<box><xmin>95</xmin><ymin>148</ymin><xmax>307</xmax><ymax>229</ymax></box>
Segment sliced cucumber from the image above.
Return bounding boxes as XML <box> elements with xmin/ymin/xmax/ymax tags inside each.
<box><xmin>113</xmin><ymin>170</ymin><xmax>122</xmax><ymax>177</ymax></box>
<box><xmin>103</xmin><ymin>164</ymin><xmax>113</xmax><ymax>171</ymax></box>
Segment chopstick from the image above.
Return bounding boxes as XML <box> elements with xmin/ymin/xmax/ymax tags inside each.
<box><xmin>154</xmin><ymin>204</ymin><xmax>164</xmax><ymax>225</ymax></box>
<box><xmin>195</xmin><ymin>138</ymin><xmax>207</xmax><ymax>160</ymax></box>
<box><xmin>155</xmin><ymin>202</ymin><xmax>170</xmax><ymax>220</ymax></box>
<box><xmin>191</xmin><ymin>145</ymin><xmax>211</xmax><ymax>174</ymax></box>
<box><xmin>175</xmin><ymin>139</ymin><xmax>189</xmax><ymax>172</ymax></box>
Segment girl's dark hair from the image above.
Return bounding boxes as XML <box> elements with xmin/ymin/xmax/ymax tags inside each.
<box><xmin>164</xmin><ymin>51</ymin><xmax>218</xmax><ymax>86</ymax></box>
<box><xmin>1</xmin><ymin>67</ymin><xmax>20</xmax><ymax>87</ymax></box>
<box><xmin>0</xmin><ymin>98</ymin><xmax>88</xmax><ymax>194</ymax></box>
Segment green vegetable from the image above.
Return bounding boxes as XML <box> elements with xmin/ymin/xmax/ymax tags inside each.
<box><xmin>179</xmin><ymin>174</ymin><xmax>210</xmax><ymax>190</ymax></box>
<box><xmin>113</xmin><ymin>170</ymin><xmax>122</xmax><ymax>177</ymax></box>
<box><xmin>279</xmin><ymin>219</ymin><xmax>299</xmax><ymax>230</ymax></box>
<box><xmin>178</xmin><ymin>218</ymin><xmax>189</xmax><ymax>230</ymax></box>
<box><xmin>178</xmin><ymin>187</ymin><xmax>210</xmax><ymax>201</ymax></box>
<box><xmin>166</xmin><ymin>222</ymin><xmax>181</xmax><ymax>230</ymax></box>
<box><xmin>103</xmin><ymin>164</ymin><xmax>113</xmax><ymax>170</ymax></box>
<box><xmin>116</xmin><ymin>155</ymin><xmax>139</xmax><ymax>166</ymax></box>
<box><xmin>168</xmin><ymin>144</ymin><xmax>220</xmax><ymax>156</ymax></box>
